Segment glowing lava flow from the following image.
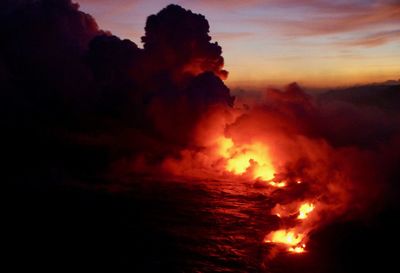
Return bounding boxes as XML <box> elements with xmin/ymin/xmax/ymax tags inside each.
<box><xmin>264</xmin><ymin>229</ymin><xmax>305</xmax><ymax>246</ymax></box>
<box><xmin>289</xmin><ymin>245</ymin><xmax>307</xmax><ymax>253</ymax></box>
<box><xmin>264</xmin><ymin>228</ymin><xmax>308</xmax><ymax>253</ymax></box>
<box><xmin>298</xmin><ymin>203</ymin><xmax>314</xmax><ymax>220</ymax></box>
<box><xmin>216</xmin><ymin>136</ymin><xmax>315</xmax><ymax>255</ymax></box>
<box><xmin>269</xmin><ymin>181</ymin><xmax>287</xmax><ymax>188</ymax></box>
<box><xmin>265</xmin><ymin>202</ymin><xmax>316</xmax><ymax>253</ymax></box>
<box><xmin>216</xmin><ymin>137</ymin><xmax>275</xmax><ymax>181</ymax></box>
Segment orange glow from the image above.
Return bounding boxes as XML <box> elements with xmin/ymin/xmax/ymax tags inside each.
<box><xmin>216</xmin><ymin>137</ymin><xmax>233</xmax><ymax>157</ymax></box>
<box><xmin>265</xmin><ymin>229</ymin><xmax>308</xmax><ymax>253</ymax></box>
<box><xmin>269</xmin><ymin>181</ymin><xmax>287</xmax><ymax>188</ymax></box>
<box><xmin>217</xmin><ymin>136</ymin><xmax>275</xmax><ymax>181</ymax></box>
<box><xmin>264</xmin><ymin>229</ymin><xmax>304</xmax><ymax>246</ymax></box>
<box><xmin>160</xmin><ymin>79</ymin><xmax>364</xmax><ymax>260</ymax></box>
<box><xmin>215</xmin><ymin>136</ymin><xmax>313</xmax><ymax>255</ymax></box>
<box><xmin>266</xmin><ymin>203</ymin><xmax>317</xmax><ymax>254</ymax></box>
<box><xmin>289</xmin><ymin>244</ymin><xmax>306</xmax><ymax>253</ymax></box>
<box><xmin>297</xmin><ymin>203</ymin><xmax>315</xmax><ymax>220</ymax></box>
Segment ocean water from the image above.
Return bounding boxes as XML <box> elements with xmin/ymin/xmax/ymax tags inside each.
<box><xmin>94</xmin><ymin>178</ymin><xmax>311</xmax><ymax>273</ymax></box>
<box><xmin>125</xmin><ymin>178</ymin><xmax>275</xmax><ymax>272</ymax></box>
<box><xmin>6</xmin><ymin>177</ymin><xmax>384</xmax><ymax>273</ymax></box>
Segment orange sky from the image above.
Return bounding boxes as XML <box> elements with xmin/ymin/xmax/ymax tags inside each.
<box><xmin>77</xmin><ymin>0</ymin><xmax>400</xmax><ymax>88</ymax></box>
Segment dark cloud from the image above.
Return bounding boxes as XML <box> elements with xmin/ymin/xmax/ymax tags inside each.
<box><xmin>1</xmin><ymin>1</ymin><xmax>233</xmax><ymax>185</ymax></box>
<box><xmin>141</xmin><ymin>4</ymin><xmax>228</xmax><ymax>83</ymax></box>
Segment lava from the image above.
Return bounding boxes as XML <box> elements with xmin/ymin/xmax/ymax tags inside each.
<box><xmin>264</xmin><ymin>201</ymin><xmax>317</xmax><ymax>253</ymax></box>
<box><xmin>264</xmin><ymin>229</ymin><xmax>304</xmax><ymax>246</ymax></box>
<box><xmin>215</xmin><ymin>135</ymin><xmax>317</xmax><ymax>254</ymax></box>
<box><xmin>264</xmin><ymin>227</ymin><xmax>308</xmax><ymax>254</ymax></box>
<box><xmin>269</xmin><ymin>181</ymin><xmax>287</xmax><ymax>188</ymax></box>
<box><xmin>298</xmin><ymin>203</ymin><xmax>315</xmax><ymax>219</ymax></box>
<box><xmin>288</xmin><ymin>245</ymin><xmax>307</xmax><ymax>253</ymax></box>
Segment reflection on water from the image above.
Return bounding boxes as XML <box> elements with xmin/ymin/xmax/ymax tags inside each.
<box><xmin>109</xmin><ymin>178</ymin><xmax>304</xmax><ymax>272</ymax></box>
<box><xmin>5</xmin><ymin>177</ymin><xmax>394</xmax><ymax>272</ymax></box>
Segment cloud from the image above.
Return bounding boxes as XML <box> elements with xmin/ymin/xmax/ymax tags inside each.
<box><xmin>142</xmin><ymin>4</ymin><xmax>228</xmax><ymax>81</ymax></box>
<box><xmin>1</xmin><ymin>1</ymin><xmax>233</xmax><ymax>180</ymax></box>
<box><xmin>180</xmin><ymin>0</ymin><xmax>264</xmax><ymax>9</ymax></box>
<box><xmin>213</xmin><ymin>32</ymin><xmax>254</xmax><ymax>41</ymax></box>
<box><xmin>337</xmin><ymin>29</ymin><xmax>400</xmax><ymax>47</ymax></box>
<box><xmin>251</xmin><ymin>1</ymin><xmax>400</xmax><ymax>38</ymax></box>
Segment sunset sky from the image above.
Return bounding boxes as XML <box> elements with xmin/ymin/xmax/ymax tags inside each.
<box><xmin>77</xmin><ymin>0</ymin><xmax>400</xmax><ymax>88</ymax></box>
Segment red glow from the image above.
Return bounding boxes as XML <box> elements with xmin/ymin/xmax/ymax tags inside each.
<box><xmin>298</xmin><ymin>202</ymin><xmax>315</xmax><ymax>220</ymax></box>
<box><xmin>264</xmin><ymin>229</ymin><xmax>304</xmax><ymax>246</ymax></box>
<box><xmin>289</xmin><ymin>245</ymin><xmax>307</xmax><ymax>253</ymax></box>
<box><xmin>159</xmin><ymin>83</ymin><xmax>385</xmax><ymax>258</ymax></box>
<box><xmin>216</xmin><ymin>136</ymin><xmax>275</xmax><ymax>181</ymax></box>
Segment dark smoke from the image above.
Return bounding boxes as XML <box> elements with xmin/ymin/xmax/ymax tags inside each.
<box><xmin>1</xmin><ymin>1</ymin><xmax>234</xmax><ymax>185</ymax></box>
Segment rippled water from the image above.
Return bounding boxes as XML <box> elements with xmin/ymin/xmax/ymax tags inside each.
<box><xmin>111</xmin><ymin>178</ymin><xmax>300</xmax><ymax>272</ymax></box>
<box><xmin>6</xmin><ymin>175</ymin><xmax>396</xmax><ymax>273</ymax></box>
<box><xmin>6</xmin><ymin>177</ymin><xmax>321</xmax><ymax>272</ymax></box>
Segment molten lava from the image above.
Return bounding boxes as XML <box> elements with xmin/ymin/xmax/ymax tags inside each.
<box><xmin>269</xmin><ymin>181</ymin><xmax>287</xmax><ymax>188</ymax></box>
<box><xmin>215</xmin><ymin>136</ymin><xmax>318</xmax><ymax>254</ymax></box>
<box><xmin>264</xmin><ymin>201</ymin><xmax>317</xmax><ymax>253</ymax></box>
<box><xmin>289</xmin><ymin>245</ymin><xmax>307</xmax><ymax>253</ymax></box>
<box><xmin>264</xmin><ymin>228</ymin><xmax>308</xmax><ymax>253</ymax></box>
<box><xmin>264</xmin><ymin>229</ymin><xmax>304</xmax><ymax>246</ymax></box>
<box><xmin>298</xmin><ymin>203</ymin><xmax>314</xmax><ymax>219</ymax></box>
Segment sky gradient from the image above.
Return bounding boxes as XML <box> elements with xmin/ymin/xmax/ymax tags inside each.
<box><xmin>76</xmin><ymin>0</ymin><xmax>400</xmax><ymax>88</ymax></box>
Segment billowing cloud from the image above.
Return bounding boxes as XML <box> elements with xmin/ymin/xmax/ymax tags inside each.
<box><xmin>1</xmin><ymin>1</ymin><xmax>233</xmax><ymax>181</ymax></box>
